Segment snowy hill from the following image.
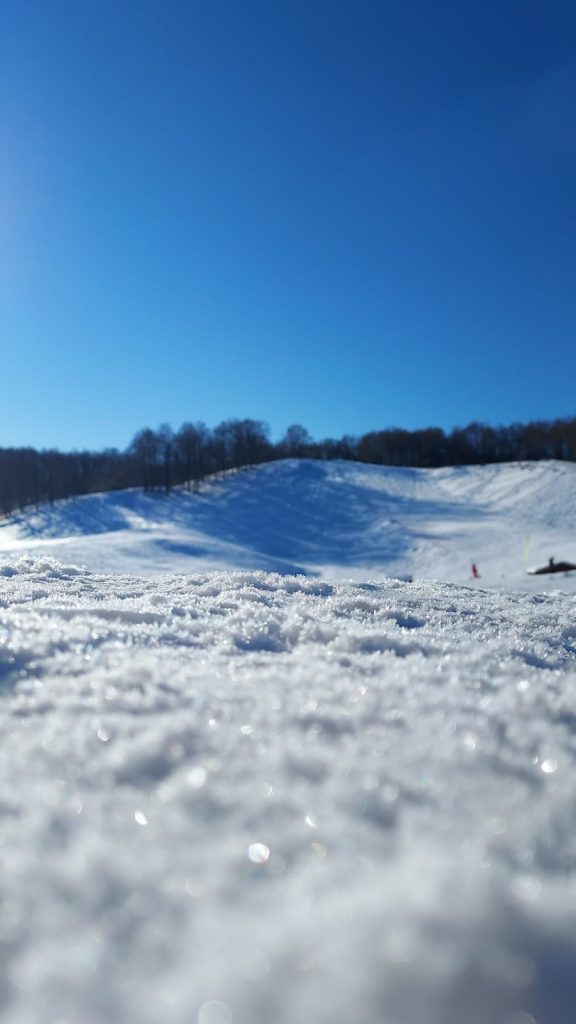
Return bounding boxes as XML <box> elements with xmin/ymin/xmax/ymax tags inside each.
<box><xmin>1</xmin><ymin>458</ymin><xmax>575</xmax><ymax>589</ymax></box>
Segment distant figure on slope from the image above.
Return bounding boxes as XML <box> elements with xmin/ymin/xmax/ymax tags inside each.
<box><xmin>549</xmin><ymin>556</ymin><xmax>555</xmax><ymax>569</ymax></box>
<box><xmin>471</xmin><ymin>563</ymin><xmax>480</xmax><ymax>579</ymax></box>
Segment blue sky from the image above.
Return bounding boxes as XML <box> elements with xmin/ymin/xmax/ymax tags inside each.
<box><xmin>1</xmin><ymin>0</ymin><xmax>575</xmax><ymax>451</ymax></box>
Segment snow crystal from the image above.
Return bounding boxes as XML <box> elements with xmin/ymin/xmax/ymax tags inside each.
<box><xmin>0</xmin><ymin>559</ymin><xmax>575</xmax><ymax>1023</ymax></box>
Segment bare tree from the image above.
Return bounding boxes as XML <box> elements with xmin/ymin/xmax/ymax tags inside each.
<box><xmin>279</xmin><ymin>424</ymin><xmax>313</xmax><ymax>459</ymax></box>
<box><xmin>175</xmin><ymin>422</ymin><xmax>211</xmax><ymax>491</ymax></box>
<box><xmin>129</xmin><ymin>428</ymin><xmax>160</xmax><ymax>491</ymax></box>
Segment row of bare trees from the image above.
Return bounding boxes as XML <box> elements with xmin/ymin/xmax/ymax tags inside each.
<box><xmin>128</xmin><ymin>419</ymin><xmax>274</xmax><ymax>493</ymax></box>
<box><xmin>355</xmin><ymin>418</ymin><xmax>576</xmax><ymax>468</ymax></box>
<box><xmin>1</xmin><ymin>416</ymin><xmax>575</xmax><ymax>517</ymax></box>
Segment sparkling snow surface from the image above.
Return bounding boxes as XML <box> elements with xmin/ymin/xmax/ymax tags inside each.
<box><xmin>1</xmin><ymin>460</ymin><xmax>576</xmax><ymax>1023</ymax></box>
<box><xmin>1</xmin><ymin>559</ymin><xmax>576</xmax><ymax>1024</ymax></box>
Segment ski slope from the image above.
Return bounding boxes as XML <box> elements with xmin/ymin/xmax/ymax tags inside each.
<box><xmin>1</xmin><ymin>458</ymin><xmax>575</xmax><ymax>590</ymax></box>
<box><xmin>1</xmin><ymin>460</ymin><xmax>576</xmax><ymax>1023</ymax></box>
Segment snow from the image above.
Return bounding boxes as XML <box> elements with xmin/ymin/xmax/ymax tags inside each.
<box><xmin>2</xmin><ymin>459</ymin><xmax>576</xmax><ymax>592</ymax></box>
<box><xmin>1</xmin><ymin>460</ymin><xmax>576</xmax><ymax>1022</ymax></box>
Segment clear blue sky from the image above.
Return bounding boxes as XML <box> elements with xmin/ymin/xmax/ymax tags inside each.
<box><xmin>1</xmin><ymin>0</ymin><xmax>575</xmax><ymax>451</ymax></box>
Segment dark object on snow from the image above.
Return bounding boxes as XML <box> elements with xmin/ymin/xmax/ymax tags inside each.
<box><xmin>528</xmin><ymin>557</ymin><xmax>576</xmax><ymax>575</ymax></box>
<box><xmin>471</xmin><ymin>563</ymin><xmax>480</xmax><ymax>579</ymax></box>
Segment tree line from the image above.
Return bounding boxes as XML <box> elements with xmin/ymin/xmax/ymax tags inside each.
<box><xmin>1</xmin><ymin>415</ymin><xmax>575</xmax><ymax>517</ymax></box>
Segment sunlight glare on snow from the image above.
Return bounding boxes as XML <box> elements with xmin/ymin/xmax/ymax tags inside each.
<box><xmin>247</xmin><ymin>843</ymin><xmax>270</xmax><ymax>865</ymax></box>
<box><xmin>198</xmin><ymin>1001</ymin><xmax>233</xmax><ymax>1024</ymax></box>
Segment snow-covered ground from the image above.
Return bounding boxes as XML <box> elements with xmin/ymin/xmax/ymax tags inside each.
<box><xmin>1</xmin><ymin>458</ymin><xmax>576</xmax><ymax>591</ymax></box>
<box><xmin>1</xmin><ymin>460</ymin><xmax>576</xmax><ymax>1022</ymax></box>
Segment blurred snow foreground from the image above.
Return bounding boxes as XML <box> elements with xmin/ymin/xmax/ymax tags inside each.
<box><xmin>1</xmin><ymin>558</ymin><xmax>576</xmax><ymax>1023</ymax></box>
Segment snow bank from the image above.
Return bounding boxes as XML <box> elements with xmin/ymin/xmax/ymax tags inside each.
<box><xmin>1</xmin><ymin>557</ymin><xmax>576</xmax><ymax>1023</ymax></box>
